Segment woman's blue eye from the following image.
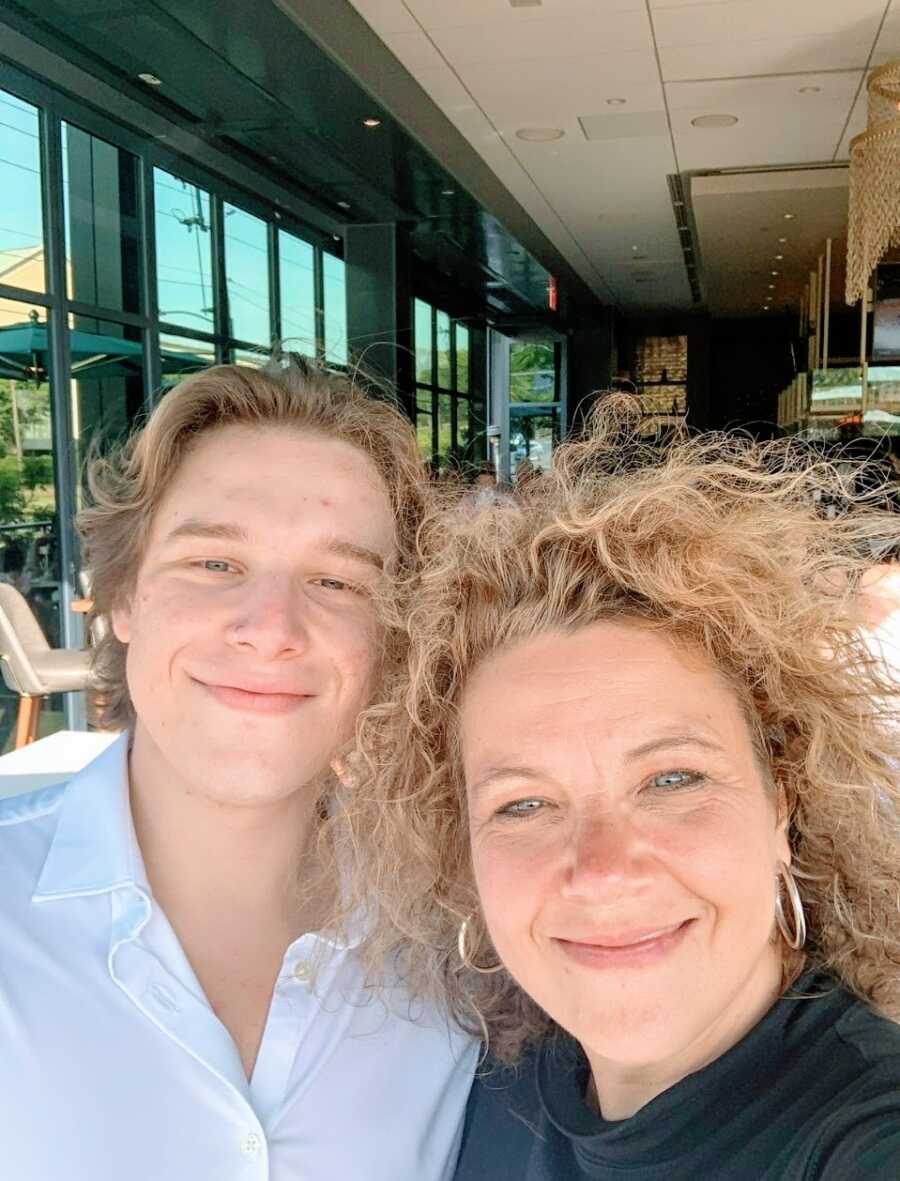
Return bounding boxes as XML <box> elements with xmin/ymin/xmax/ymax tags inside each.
<box><xmin>499</xmin><ymin>798</ymin><xmax>545</xmax><ymax>817</ymax></box>
<box><xmin>317</xmin><ymin>577</ymin><xmax>350</xmax><ymax>592</ymax></box>
<box><xmin>650</xmin><ymin>770</ymin><xmax>703</xmax><ymax>791</ymax></box>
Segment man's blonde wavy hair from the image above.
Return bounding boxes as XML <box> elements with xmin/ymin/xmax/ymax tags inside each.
<box><xmin>78</xmin><ymin>356</ymin><xmax>426</xmax><ymax>730</ymax></box>
<box><xmin>342</xmin><ymin>401</ymin><xmax>900</xmax><ymax>1062</ymax></box>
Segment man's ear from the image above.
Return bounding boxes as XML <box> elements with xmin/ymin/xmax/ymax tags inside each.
<box><xmin>111</xmin><ymin>600</ymin><xmax>132</xmax><ymax>645</ymax></box>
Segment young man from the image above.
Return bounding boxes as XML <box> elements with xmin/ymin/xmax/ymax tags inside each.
<box><xmin>0</xmin><ymin>358</ymin><xmax>477</xmax><ymax>1179</ymax></box>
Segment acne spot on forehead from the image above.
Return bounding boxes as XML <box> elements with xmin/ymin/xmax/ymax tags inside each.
<box><xmin>320</xmin><ymin>498</ymin><xmax>332</xmax><ymax>508</ymax></box>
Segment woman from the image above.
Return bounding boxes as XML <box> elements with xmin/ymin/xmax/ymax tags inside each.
<box><xmin>344</xmin><ymin>407</ymin><xmax>900</xmax><ymax>1180</ymax></box>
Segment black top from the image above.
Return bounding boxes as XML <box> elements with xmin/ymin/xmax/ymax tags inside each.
<box><xmin>454</xmin><ymin>973</ymin><xmax>900</xmax><ymax>1180</ymax></box>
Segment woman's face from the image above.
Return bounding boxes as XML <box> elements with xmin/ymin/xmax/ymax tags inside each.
<box><xmin>460</xmin><ymin>621</ymin><xmax>790</xmax><ymax>1071</ymax></box>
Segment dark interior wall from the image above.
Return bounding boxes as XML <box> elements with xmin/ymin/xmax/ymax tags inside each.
<box><xmin>707</xmin><ymin>315</ymin><xmax>797</xmax><ymax>434</ymax></box>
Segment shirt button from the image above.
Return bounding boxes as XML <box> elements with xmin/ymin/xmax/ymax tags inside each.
<box><xmin>293</xmin><ymin>961</ymin><xmax>312</xmax><ymax>983</ymax></box>
<box><xmin>241</xmin><ymin>1133</ymin><xmax>263</xmax><ymax>1157</ymax></box>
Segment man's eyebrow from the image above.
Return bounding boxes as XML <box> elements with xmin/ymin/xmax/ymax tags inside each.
<box><xmin>624</xmin><ymin>731</ymin><xmax>725</xmax><ymax>760</ymax></box>
<box><xmin>163</xmin><ymin>519</ymin><xmax>249</xmax><ymax>544</ymax></box>
<box><xmin>322</xmin><ymin>539</ymin><xmax>385</xmax><ymax>572</ymax></box>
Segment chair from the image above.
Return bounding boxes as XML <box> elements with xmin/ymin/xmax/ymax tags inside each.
<box><xmin>0</xmin><ymin>583</ymin><xmax>95</xmax><ymax>749</ymax></box>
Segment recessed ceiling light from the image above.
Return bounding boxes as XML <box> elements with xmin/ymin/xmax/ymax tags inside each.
<box><xmin>783</xmin><ymin>212</ymin><xmax>795</xmax><ymax>220</ymax></box>
<box><xmin>515</xmin><ymin>127</ymin><xmax>565</xmax><ymax>142</ymax></box>
<box><xmin>691</xmin><ymin>114</ymin><xmax>739</xmax><ymax>128</ymax></box>
<box><xmin>768</xmin><ymin>284</ymin><xmax>775</xmax><ymax>289</ymax></box>
<box><xmin>138</xmin><ymin>72</ymin><xmax>162</xmax><ymax>86</ymax></box>
<box><xmin>799</xmin><ymin>86</ymin><xmax>821</xmax><ymax>94</ymax></box>
<box><xmin>775</xmin><ymin>253</ymin><xmax>784</xmax><ymax>260</ymax></box>
<box><xmin>441</xmin><ymin>188</ymin><xmax>455</xmax><ymax>196</ymax></box>
<box><xmin>771</xmin><ymin>270</ymin><xmax>779</xmax><ymax>276</ymax></box>
<box><xmin>606</xmin><ymin>98</ymin><xmax>627</xmax><ymax>106</ymax></box>
<box><xmin>362</xmin><ymin>118</ymin><xmax>382</xmax><ymax>128</ymax></box>
<box><xmin>337</xmin><ymin>200</ymin><xmax>351</xmax><ymax>210</ymax></box>
<box><xmin>778</xmin><ymin>237</ymin><xmax>788</xmax><ymax>243</ymax></box>
<box><xmin>632</xmin><ymin>244</ymin><xmax>639</xmax><ymax>251</ymax></box>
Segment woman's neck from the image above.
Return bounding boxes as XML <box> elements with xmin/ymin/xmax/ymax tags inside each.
<box><xmin>583</xmin><ymin>951</ymin><xmax>784</xmax><ymax>1121</ymax></box>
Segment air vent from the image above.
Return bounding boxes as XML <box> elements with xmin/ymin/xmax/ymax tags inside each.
<box><xmin>508</xmin><ymin>0</ymin><xmax>542</xmax><ymax>7</ymax></box>
<box><xmin>667</xmin><ymin>173</ymin><xmax>703</xmax><ymax>306</ymax></box>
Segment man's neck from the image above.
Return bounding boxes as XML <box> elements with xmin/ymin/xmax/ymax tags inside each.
<box><xmin>127</xmin><ymin>725</ymin><xmax>326</xmax><ymax>939</ymax></box>
<box><xmin>126</xmin><ymin>726</ymin><xmax>332</xmax><ymax>1078</ymax></box>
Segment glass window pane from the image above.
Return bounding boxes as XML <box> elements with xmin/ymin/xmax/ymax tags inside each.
<box><xmin>0</xmin><ymin>298</ymin><xmax>65</xmax><ymax>747</ymax></box>
<box><xmin>457</xmin><ymin>397</ymin><xmax>469</xmax><ymax>451</ymax></box>
<box><xmin>71</xmin><ymin>315</ymin><xmax>144</xmax><ymax>481</ymax></box>
<box><xmin>224</xmin><ymin>203</ymin><xmax>270</xmax><ymax>346</ymax></box>
<box><xmin>323</xmin><ymin>253</ymin><xmax>347</xmax><ymax>366</ymax></box>
<box><xmin>233</xmin><ymin>347</ymin><xmax>268</xmax><ymax>368</ymax></box>
<box><xmin>509</xmin><ymin>407</ymin><xmax>559</xmax><ymax>473</ymax></box>
<box><xmin>0</xmin><ymin>90</ymin><xmax>45</xmax><ymax>294</ymax></box>
<box><xmin>437</xmin><ymin>392</ymin><xmax>453</xmax><ymax>462</ymax></box>
<box><xmin>456</xmin><ymin>324</ymin><xmax>469</xmax><ymax>393</ymax></box>
<box><xmin>279</xmin><ymin>231</ymin><xmax>316</xmax><ymax>356</ymax></box>
<box><xmin>62</xmin><ymin>124</ymin><xmax>141</xmax><ymax>313</ymax></box>
<box><xmin>154</xmin><ymin>168</ymin><xmax>214</xmax><ymax>334</ymax></box>
<box><xmin>415</xmin><ymin>299</ymin><xmax>433</xmax><ymax>384</ymax></box>
<box><xmin>510</xmin><ymin>340</ymin><xmax>556</xmax><ymax>403</ymax></box>
<box><xmin>416</xmin><ymin>390</ymin><xmax>433</xmax><ymax>461</ymax></box>
<box><xmin>436</xmin><ymin>310</ymin><xmax>451</xmax><ymax>388</ymax></box>
<box><xmin>159</xmin><ymin>332</ymin><xmax>216</xmax><ymax>390</ymax></box>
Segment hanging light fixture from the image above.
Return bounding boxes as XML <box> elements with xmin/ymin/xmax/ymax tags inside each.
<box><xmin>846</xmin><ymin>60</ymin><xmax>900</xmax><ymax>305</ymax></box>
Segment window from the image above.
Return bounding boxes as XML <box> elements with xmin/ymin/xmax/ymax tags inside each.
<box><xmin>223</xmin><ymin>202</ymin><xmax>270</xmax><ymax>346</ymax></box>
<box><xmin>0</xmin><ymin>90</ymin><xmax>44</xmax><ymax>294</ymax></box>
<box><xmin>154</xmin><ymin>169</ymin><xmax>214</xmax><ymax>334</ymax></box>
<box><xmin>279</xmin><ymin>231</ymin><xmax>316</xmax><ymax>356</ymax></box>
<box><xmin>413</xmin><ymin>299</ymin><xmax>480</xmax><ymax>469</ymax></box>
<box><xmin>62</xmin><ymin>124</ymin><xmax>141</xmax><ymax>313</ymax></box>
<box><xmin>323</xmin><ymin>253</ymin><xmax>347</xmax><ymax>366</ymax></box>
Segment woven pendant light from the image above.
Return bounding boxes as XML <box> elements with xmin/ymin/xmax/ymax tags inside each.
<box><xmin>846</xmin><ymin>60</ymin><xmax>900</xmax><ymax>305</ymax></box>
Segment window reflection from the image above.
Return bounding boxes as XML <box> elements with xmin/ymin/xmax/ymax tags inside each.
<box><xmin>279</xmin><ymin>231</ymin><xmax>315</xmax><ymax>357</ymax></box>
<box><xmin>62</xmin><ymin>124</ymin><xmax>140</xmax><ymax>313</ymax></box>
<box><xmin>223</xmin><ymin>203</ymin><xmax>270</xmax><ymax>346</ymax></box>
<box><xmin>415</xmin><ymin>299</ymin><xmax>433</xmax><ymax>383</ymax></box>
<box><xmin>323</xmin><ymin>253</ymin><xmax>347</xmax><ymax>366</ymax></box>
<box><xmin>436</xmin><ymin>311</ymin><xmax>451</xmax><ymax>390</ymax></box>
<box><xmin>0</xmin><ymin>298</ymin><xmax>62</xmax><ymax>746</ymax></box>
<box><xmin>159</xmin><ymin>332</ymin><xmax>216</xmax><ymax>391</ymax></box>
<box><xmin>70</xmin><ymin>315</ymin><xmax>144</xmax><ymax>495</ymax></box>
<box><xmin>0</xmin><ymin>89</ymin><xmax>45</xmax><ymax>294</ymax></box>
<box><xmin>154</xmin><ymin>169</ymin><xmax>214</xmax><ymax>334</ymax></box>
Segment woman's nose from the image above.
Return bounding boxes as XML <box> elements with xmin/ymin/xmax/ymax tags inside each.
<box><xmin>559</xmin><ymin>811</ymin><xmax>647</xmax><ymax>900</ymax></box>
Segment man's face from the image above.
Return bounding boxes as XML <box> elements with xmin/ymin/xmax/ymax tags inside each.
<box><xmin>112</xmin><ymin>423</ymin><xmax>396</xmax><ymax>806</ymax></box>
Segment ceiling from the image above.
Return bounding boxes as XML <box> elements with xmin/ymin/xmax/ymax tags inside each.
<box><xmin>337</xmin><ymin>0</ymin><xmax>900</xmax><ymax>315</ymax></box>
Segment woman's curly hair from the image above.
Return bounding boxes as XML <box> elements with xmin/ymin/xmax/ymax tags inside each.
<box><xmin>339</xmin><ymin>399</ymin><xmax>900</xmax><ymax>1062</ymax></box>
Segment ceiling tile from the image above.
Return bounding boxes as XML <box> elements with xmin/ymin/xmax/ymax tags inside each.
<box><xmin>406</xmin><ymin>0</ymin><xmax>644</xmax><ymax>30</ymax></box>
<box><xmin>659</xmin><ymin>33</ymin><xmax>875</xmax><ymax>81</ymax></box>
<box><xmin>427</xmin><ymin>9</ymin><xmax>651</xmax><ymax>66</ymax></box>
<box><xmin>665</xmin><ymin>70</ymin><xmax>863</xmax><ymax>110</ymax></box>
<box><xmin>378</xmin><ymin>28</ymin><xmax>447</xmax><ymax>72</ymax></box>
<box><xmin>579</xmin><ymin>110</ymin><xmax>670</xmax><ymax>140</ymax></box>
<box><xmin>835</xmin><ymin>87</ymin><xmax>868</xmax><ymax>161</ymax></box>
<box><xmin>652</xmin><ymin>0</ymin><xmax>886</xmax><ymax>49</ymax></box>
<box><xmin>672</xmin><ymin>105</ymin><xmax>853</xmax><ymax>170</ymax></box>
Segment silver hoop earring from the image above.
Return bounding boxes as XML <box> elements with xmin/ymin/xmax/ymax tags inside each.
<box><xmin>457</xmin><ymin>917</ymin><xmax>504</xmax><ymax>975</ymax></box>
<box><xmin>775</xmin><ymin>862</ymin><xmax>807</xmax><ymax>950</ymax></box>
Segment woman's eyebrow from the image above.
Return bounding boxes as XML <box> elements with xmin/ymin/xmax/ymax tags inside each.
<box><xmin>468</xmin><ymin>766</ymin><xmax>546</xmax><ymax>797</ymax></box>
<box><xmin>625</xmin><ymin>731</ymin><xmax>726</xmax><ymax>761</ymax></box>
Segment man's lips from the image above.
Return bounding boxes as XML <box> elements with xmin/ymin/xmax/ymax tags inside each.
<box><xmin>552</xmin><ymin>920</ymin><xmax>694</xmax><ymax>967</ymax></box>
<box><xmin>193</xmin><ymin>678</ymin><xmax>315</xmax><ymax>715</ymax></box>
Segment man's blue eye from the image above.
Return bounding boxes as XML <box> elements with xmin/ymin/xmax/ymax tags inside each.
<box><xmin>201</xmin><ymin>559</ymin><xmax>231</xmax><ymax>573</ymax></box>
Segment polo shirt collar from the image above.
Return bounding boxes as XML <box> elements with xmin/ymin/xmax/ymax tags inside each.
<box><xmin>33</xmin><ymin>732</ymin><xmax>148</xmax><ymax>901</ymax></box>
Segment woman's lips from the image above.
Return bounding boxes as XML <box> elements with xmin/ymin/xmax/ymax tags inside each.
<box><xmin>197</xmin><ymin>680</ymin><xmax>314</xmax><ymax>715</ymax></box>
<box><xmin>553</xmin><ymin>920</ymin><xmax>694</xmax><ymax>969</ymax></box>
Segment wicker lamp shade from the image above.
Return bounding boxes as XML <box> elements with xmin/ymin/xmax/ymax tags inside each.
<box><xmin>846</xmin><ymin>60</ymin><xmax>900</xmax><ymax>306</ymax></box>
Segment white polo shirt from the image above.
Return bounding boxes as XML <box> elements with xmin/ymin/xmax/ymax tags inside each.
<box><xmin>0</xmin><ymin>734</ymin><xmax>477</xmax><ymax>1180</ymax></box>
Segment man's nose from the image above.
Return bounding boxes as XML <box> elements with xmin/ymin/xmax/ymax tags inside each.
<box><xmin>224</xmin><ymin>577</ymin><xmax>310</xmax><ymax>659</ymax></box>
